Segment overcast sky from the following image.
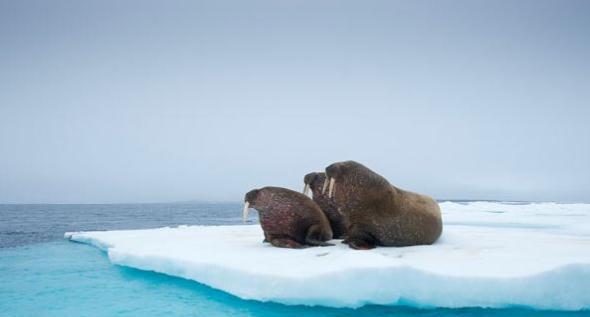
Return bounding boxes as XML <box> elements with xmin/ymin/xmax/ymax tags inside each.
<box><xmin>1</xmin><ymin>0</ymin><xmax>589</xmax><ymax>203</ymax></box>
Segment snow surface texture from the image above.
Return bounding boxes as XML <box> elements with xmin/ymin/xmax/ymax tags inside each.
<box><xmin>65</xmin><ymin>201</ymin><xmax>590</xmax><ymax>310</ymax></box>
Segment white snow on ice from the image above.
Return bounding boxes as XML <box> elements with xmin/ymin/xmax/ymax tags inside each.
<box><xmin>65</xmin><ymin>201</ymin><xmax>590</xmax><ymax>310</ymax></box>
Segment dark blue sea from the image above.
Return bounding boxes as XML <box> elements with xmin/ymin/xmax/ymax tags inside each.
<box><xmin>1</xmin><ymin>203</ymin><xmax>588</xmax><ymax>317</ymax></box>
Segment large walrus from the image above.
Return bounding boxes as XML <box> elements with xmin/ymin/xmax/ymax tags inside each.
<box><xmin>243</xmin><ymin>186</ymin><xmax>333</xmax><ymax>249</ymax></box>
<box><xmin>303</xmin><ymin>172</ymin><xmax>347</xmax><ymax>239</ymax></box>
<box><xmin>324</xmin><ymin>161</ymin><xmax>442</xmax><ymax>250</ymax></box>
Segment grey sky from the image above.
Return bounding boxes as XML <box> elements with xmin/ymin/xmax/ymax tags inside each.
<box><xmin>1</xmin><ymin>0</ymin><xmax>589</xmax><ymax>203</ymax></box>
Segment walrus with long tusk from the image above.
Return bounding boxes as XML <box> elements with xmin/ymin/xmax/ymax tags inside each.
<box><xmin>324</xmin><ymin>160</ymin><xmax>442</xmax><ymax>250</ymax></box>
<box><xmin>303</xmin><ymin>172</ymin><xmax>347</xmax><ymax>239</ymax></box>
<box><xmin>243</xmin><ymin>186</ymin><xmax>334</xmax><ymax>249</ymax></box>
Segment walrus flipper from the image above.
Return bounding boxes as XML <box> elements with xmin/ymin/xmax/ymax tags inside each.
<box><xmin>346</xmin><ymin>225</ymin><xmax>377</xmax><ymax>250</ymax></box>
<box><xmin>269</xmin><ymin>236</ymin><xmax>305</xmax><ymax>249</ymax></box>
<box><xmin>305</xmin><ymin>238</ymin><xmax>334</xmax><ymax>247</ymax></box>
<box><xmin>347</xmin><ymin>238</ymin><xmax>376</xmax><ymax>250</ymax></box>
<box><xmin>305</xmin><ymin>224</ymin><xmax>334</xmax><ymax>247</ymax></box>
<box><xmin>262</xmin><ymin>232</ymin><xmax>270</xmax><ymax>243</ymax></box>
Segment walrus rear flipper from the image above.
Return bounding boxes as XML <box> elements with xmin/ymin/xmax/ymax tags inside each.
<box><xmin>305</xmin><ymin>224</ymin><xmax>334</xmax><ymax>247</ymax></box>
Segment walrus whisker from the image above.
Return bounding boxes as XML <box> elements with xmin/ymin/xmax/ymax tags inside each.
<box><xmin>243</xmin><ymin>201</ymin><xmax>250</xmax><ymax>223</ymax></box>
<box><xmin>322</xmin><ymin>178</ymin><xmax>329</xmax><ymax>194</ymax></box>
<box><xmin>328</xmin><ymin>178</ymin><xmax>335</xmax><ymax>198</ymax></box>
<box><xmin>303</xmin><ymin>184</ymin><xmax>310</xmax><ymax>196</ymax></box>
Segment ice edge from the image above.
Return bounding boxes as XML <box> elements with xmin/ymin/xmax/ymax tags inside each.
<box><xmin>66</xmin><ymin>228</ymin><xmax>590</xmax><ymax>311</ymax></box>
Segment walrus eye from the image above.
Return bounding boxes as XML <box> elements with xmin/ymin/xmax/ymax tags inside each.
<box><xmin>242</xmin><ymin>201</ymin><xmax>250</xmax><ymax>223</ymax></box>
<box><xmin>303</xmin><ymin>183</ymin><xmax>310</xmax><ymax>196</ymax></box>
<box><xmin>322</xmin><ymin>177</ymin><xmax>329</xmax><ymax>194</ymax></box>
<box><xmin>328</xmin><ymin>178</ymin><xmax>336</xmax><ymax>199</ymax></box>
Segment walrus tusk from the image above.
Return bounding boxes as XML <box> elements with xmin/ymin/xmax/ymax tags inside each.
<box><xmin>328</xmin><ymin>177</ymin><xmax>336</xmax><ymax>198</ymax></box>
<box><xmin>322</xmin><ymin>178</ymin><xmax>329</xmax><ymax>194</ymax></box>
<box><xmin>303</xmin><ymin>183</ymin><xmax>310</xmax><ymax>196</ymax></box>
<box><xmin>243</xmin><ymin>202</ymin><xmax>250</xmax><ymax>223</ymax></box>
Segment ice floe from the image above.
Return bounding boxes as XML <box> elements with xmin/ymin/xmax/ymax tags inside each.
<box><xmin>65</xmin><ymin>201</ymin><xmax>590</xmax><ymax>310</ymax></box>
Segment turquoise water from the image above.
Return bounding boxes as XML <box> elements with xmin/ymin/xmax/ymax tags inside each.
<box><xmin>1</xmin><ymin>241</ymin><xmax>588</xmax><ymax>317</ymax></box>
<box><xmin>1</xmin><ymin>203</ymin><xmax>590</xmax><ymax>316</ymax></box>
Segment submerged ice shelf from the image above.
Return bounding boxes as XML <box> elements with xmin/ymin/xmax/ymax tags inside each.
<box><xmin>65</xmin><ymin>201</ymin><xmax>590</xmax><ymax>310</ymax></box>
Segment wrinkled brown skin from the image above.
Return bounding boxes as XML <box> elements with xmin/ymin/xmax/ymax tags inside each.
<box><xmin>244</xmin><ymin>186</ymin><xmax>333</xmax><ymax>249</ymax></box>
<box><xmin>303</xmin><ymin>172</ymin><xmax>347</xmax><ymax>239</ymax></box>
<box><xmin>325</xmin><ymin>161</ymin><xmax>443</xmax><ymax>250</ymax></box>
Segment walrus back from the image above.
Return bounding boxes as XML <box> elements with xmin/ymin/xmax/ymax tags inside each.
<box><xmin>257</xmin><ymin>187</ymin><xmax>333</xmax><ymax>243</ymax></box>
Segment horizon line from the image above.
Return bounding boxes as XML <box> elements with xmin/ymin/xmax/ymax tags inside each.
<box><xmin>1</xmin><ymin>198</ymin><xmax>588</xmax><ymax>205</ymax></box>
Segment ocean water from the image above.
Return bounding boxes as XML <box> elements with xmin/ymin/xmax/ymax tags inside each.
<box><xmin>1</xmin><ymin>203</ymin><xmax>588</xmax><ymax>317</ymax></box>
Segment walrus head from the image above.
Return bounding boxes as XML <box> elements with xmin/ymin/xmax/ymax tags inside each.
<box><xmin>323</xmin><ymin>161</ymin><xmax>355</xmax><ymax>199</ymax></box>
<box><xmin>325</xmin><ymin>160</ymin><xmax>392</xmax><ymax>201</ymax></box>
<box><xmin>243</xmin><ymin>189</ymin><xmax>260</xmax><ymax>223</ymax></box>
<box><xmin>325</xmin><ymin>161</ymin><xmax>353</xmax><ymax>178</ymax></box>
<box><xmin>302</xmin><ymin>172</ymin><xmax>328</xmax><ymax>196</ymax></box>
<box><xmin>324</xmin><ymin>160</ymin><xmax>376</xmax><ymax>200</ymax></box>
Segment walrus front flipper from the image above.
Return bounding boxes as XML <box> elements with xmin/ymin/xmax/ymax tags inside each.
<box><xmin>346</xmin><ymin>225</ymin><xmax>377</xmax><ymax>250</ymax></box>
<box><xmin>269</xmin><ymin>236</ymin><xmax>305</xmax><ymax>249</ymax></box>
<box><xmin>347</xmin><ymin>238</ymin><xmax>376</xmax><ymax>250</ymax></box>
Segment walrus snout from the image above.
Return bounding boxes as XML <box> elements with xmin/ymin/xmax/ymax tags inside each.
<box><xmin>303</xmin><ymin>173</ymin><xmax>318</xmax><ymax>187</ymax></box>
<box><xmin>326</xmin><ymin>160</ymin><xmax>360</xmax><ymax>178</ymax></box>
<box><xmin>317</xmin><ymin>175</ymin><xmax>335</xmax><ymax>198</ymax></box>
<box><xmin>325</xmin><ymin>161</ymin><xmax>365</xmax><ymax>198</ymax></box>
<box><xmin>302</xmin><ymin>173</ymin><xmax>314</xmax><ymax>196</ymax></box>
<box><xmin>303</xmin><ymin>172</ymin><xmax>319</xmax><ymax>189</ymax></box>
<box><xmin>243</xmin><ymin>189</ymin><xmax>260</xmax><ymax>223</ymax></box>
<box><xmin>324</xmin><ymin>164</ymin><xmax>344</xmax><ymax>198</ymax></box>
<box><xmin>303</xmin><ymin>172</ymin><xmax>323</xmax><ymax>195</ymax></box>
<box><xmin>324</xmin><ymin>163</ymin><xmax>342</xmax><ymax>197</ymax></box>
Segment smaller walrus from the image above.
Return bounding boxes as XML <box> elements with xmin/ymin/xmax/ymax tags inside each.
<box><xmin>324</xmin><ymin>161</ymin><xmax>442</xmax><ymax>250</ymax></box>
<box><xmin>303</xmin><ymin>172</ymin><xmax>347</xmax><ymax>239</ymax></box>
<box><xmin>243</xmin><ymin>186</ymin><xmax>334</xmax><ymax>249</ymax></box>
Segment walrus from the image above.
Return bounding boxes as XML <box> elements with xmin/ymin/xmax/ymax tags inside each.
<box><xmin>303</xmin><ymin>172</ymin><xmax>347</xmax><ymax>239</ymax></box>
<box><xmin>324</xmin><ymin>161</ymin><xmax>442</xmax><ymax>250</ymax></box>
<box><xmin>243</xmin><ymin>186</ymin><xmax>334</xmax><ymax>248</ymax></box>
